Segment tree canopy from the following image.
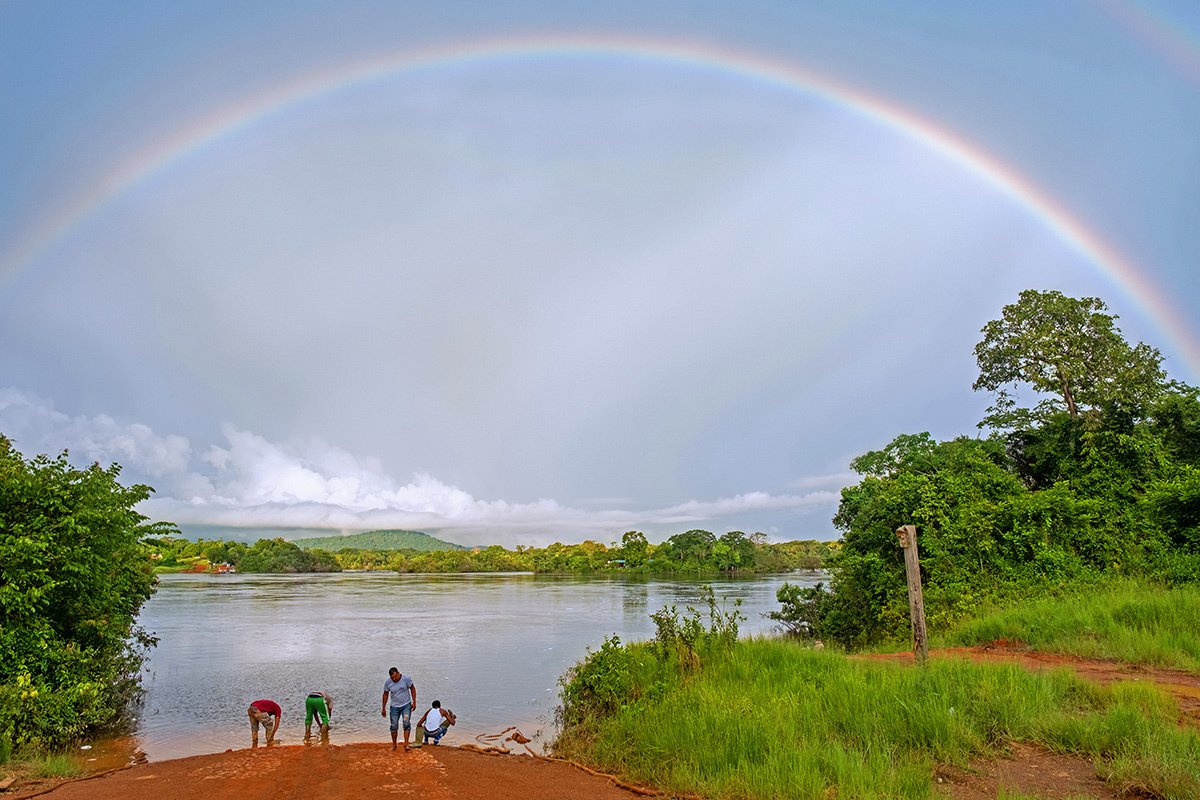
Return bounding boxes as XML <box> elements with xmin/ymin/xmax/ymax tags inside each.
<box><xmin>0</xmin><ymin>436</ymin><xmax>164</xmax><ymax>749</ymax></box>
<box><xmin>973</xmin><ymin>289</ymin><xmax>1175</xmax><ymax>430</ymax></box>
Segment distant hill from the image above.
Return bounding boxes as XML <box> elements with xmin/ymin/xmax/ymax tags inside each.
<box><xmin>290</xmin><ymin>529</ymin><xmax>465</xmax><ymax>552</ymax></box>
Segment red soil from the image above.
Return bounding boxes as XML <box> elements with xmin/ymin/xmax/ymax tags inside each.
<box><xmin>10</xmin><ymin>743</ymin><xmax>652</xmax><ymax>800</ymax></box>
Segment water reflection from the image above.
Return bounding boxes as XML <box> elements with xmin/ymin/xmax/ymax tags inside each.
<box><xmin>131</xmin><ymin>570</ymin><xmax>824</xmax><ymax>761</ymax></box>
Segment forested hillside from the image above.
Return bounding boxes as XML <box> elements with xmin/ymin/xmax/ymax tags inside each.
<box><xmin>291</xmin><ymin>529</ymin><xmax>465</xmax><ymax>551</ymax></box>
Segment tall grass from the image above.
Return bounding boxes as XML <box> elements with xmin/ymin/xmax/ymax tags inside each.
<box><xmin>555</xmin><ymin>639</ymin><xmax>1200</xmax><ymax>800</ymax></box>
<box><xmin>30</xmin><ymin>752</ymin><xmax>85</xmax><ymax>778</ymax></box>
<box><xmin>943</xmin><ymin>582</ymin><xmax>1200</xmax><ymax>671</ymax></box>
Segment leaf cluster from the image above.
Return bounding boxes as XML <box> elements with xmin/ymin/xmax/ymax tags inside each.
<box><xmin>0</xmin><ymin>436</ymin><xmax>161</xmax><ymax>750</ymax></box>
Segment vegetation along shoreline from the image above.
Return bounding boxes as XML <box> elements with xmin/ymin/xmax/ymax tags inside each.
<box><xmin>3</xmin><ymin>290</ymin><xmax>1199</xmax><ymax>798</ymax></box>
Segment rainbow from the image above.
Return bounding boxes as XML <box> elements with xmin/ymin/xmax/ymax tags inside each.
<box><xmin>1098</xmin><ymin>0</ymin><xmax>1200</xmax><ymax>86</ymax></box>
<box><xmin>3</xmin><ymin>33</ymin><xmax>1197</xmax><ymax>376</ymax></box>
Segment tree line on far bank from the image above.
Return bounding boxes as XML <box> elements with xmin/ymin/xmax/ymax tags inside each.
<box><xmin>775</xmin><ymin>290</ymin><xmax>1200</xmax><ymax>649</ymax></box>
<box><xmin>145</xmin><ymin>529</ymin><xmax>834</xmax><ymax>575</ymax></box>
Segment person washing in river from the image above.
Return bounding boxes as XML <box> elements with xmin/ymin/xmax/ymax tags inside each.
<box><xmin>381</xmin><ymin>666</ymin><xmax>417</xmax><ymax>751</ymax></box>
<box><xmin>247</xmin><ymin>698</ymin><xmax>281</xmax><ymax>746</ymax></box>
<box><xmin>304</xmin><ymin>691</ymin><xmax>333</xmax><ymax>739</ymax></box>
<box><xmin>415</xmin><ymin>700</ymin><xmax>456</xmax><ymax>746</ymax></box>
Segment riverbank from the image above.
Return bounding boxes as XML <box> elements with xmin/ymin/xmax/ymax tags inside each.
<box><xmin>554</xmin><ymin>638</ymin><xmax>1200</xmax><ymax>800</ymax></box>
<box><xmin>8</xmin><ymin>743</ymin><xmax>648</xmax><ymax>800</ymax></box>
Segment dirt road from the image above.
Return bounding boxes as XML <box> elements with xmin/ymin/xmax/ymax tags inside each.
<box><xmin>10</xmin><ymin>744</ymin><xmax>650</xmax><ymax>800</ymax></box>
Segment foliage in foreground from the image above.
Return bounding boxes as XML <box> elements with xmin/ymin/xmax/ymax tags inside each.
<box><xmin>558</xmin><ymin>587</ymin><xmax>744</xmax><ymax>728</ymax></box>
<box><xmin>555</xmin><ymin>637</ymin><xmax>1200</xmax><ymax>800</ymax></box>
<box><xmin>0</xmin><ymin>436</ymin><xmax>162</xmax><ymax>750</ymax></box>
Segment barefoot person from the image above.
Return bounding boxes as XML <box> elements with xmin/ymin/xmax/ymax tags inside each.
<box><xmin>415</xmin><ymin>700</ymin><xmax>456</xmax><ymax>745</ymax></box>
<box><xmin>247</xmin><ymin>698</ymin><xmax>281</xmax><ymax>746</ymax></box>
<box><xmin>381</xmin><ymin>667</ymin><xmax>417</xmax><ymax>751</ymax></box>
<box><xmin>304</xmin><ymin>691</ymin><xmax>333</xmax><ymax>739</ymax></box>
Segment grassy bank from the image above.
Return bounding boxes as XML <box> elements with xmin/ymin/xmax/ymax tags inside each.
<box><xmin>0</xmin><ymin>749</ymin><xmax>86</xmax><ymax>782</ymax></box>
<box><xmin>942</xmin><ymin>582</ymin><xmax>1200</xmax><ymax>672</ymax></box>
<box><xmin>555</xmin><ymin>638</ymin><xmax>1200</xmax><ymax>800</ymax></box>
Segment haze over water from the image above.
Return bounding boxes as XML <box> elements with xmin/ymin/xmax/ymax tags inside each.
<box><xmin>129</xmin><ymin>571</ymin><xmax>823</xmax><ymax>761</ymax></box>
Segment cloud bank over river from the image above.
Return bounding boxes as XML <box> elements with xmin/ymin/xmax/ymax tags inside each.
<box><xmin>0</xmin><ymin>388</ymin><xmax>838</xmax><ymax>545</ymax></box>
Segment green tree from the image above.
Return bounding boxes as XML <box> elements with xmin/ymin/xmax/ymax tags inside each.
<box><xmin>0</xmin><ymin>437</ymin><xmax>164</xmax><ymax>749</ymax></box>
<box><xmin>973</xmin><ymin>290</ymin><xmax>1174</xmax><ymax>430</ymax></box>
<box><xmin>619</xmin><ymin>530</ymin><xmax>649</xmax><ymax>567</ymax></box>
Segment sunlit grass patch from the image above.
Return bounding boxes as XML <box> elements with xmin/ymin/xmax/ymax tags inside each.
<box><xmin>944</xmin><ymin>582</ymin><xmax>1200</xmax><ymax>671</ymax></box>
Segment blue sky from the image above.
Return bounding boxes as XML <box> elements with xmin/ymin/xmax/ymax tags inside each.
<box><xmin>2</xmin><ymin>1</ymin><xmax>1198</xmax><ymax>545</ymax></box>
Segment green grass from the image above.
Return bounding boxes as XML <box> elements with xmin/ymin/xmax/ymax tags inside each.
<box><xmin>555</xmin><ymin>639</ymin><xmax>1200</xmax><ymax>800</ymax></box>
<box><xmin>941</xmin><ymin>582</ymin><xmax>1200</xmax><ymax>671</ymax></box>
<box><xmin>30</xmin><ymin>752</ymin><xmax>86</xmax><ymax>778</ymax></box>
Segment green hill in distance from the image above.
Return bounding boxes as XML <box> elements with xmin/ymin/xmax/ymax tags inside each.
<box><xmin>291</xmin><ymin>529</ymin><xmax>465</xmax><ymax>552</ymax></box>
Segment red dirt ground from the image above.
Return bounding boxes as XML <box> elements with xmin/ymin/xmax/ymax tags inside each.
<box><xmin>6</xmin><ymin>646</ymin><xmax>1197</xmax><ymax>800</ymax></box>
<box><xmin>8</xmin><ymin>744</ymin><xmax>653</xmax><ymax>800</ymax></box>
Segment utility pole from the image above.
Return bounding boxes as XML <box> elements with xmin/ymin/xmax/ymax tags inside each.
<box><xmin>895</xmin><ymin>524</ymin><xmax>929</xmax><ymax>665</ymax></box>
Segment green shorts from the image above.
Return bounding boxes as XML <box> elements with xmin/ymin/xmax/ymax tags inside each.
<box><xmin>305</xmin><ymin>694</ymin><xmax>330</xmax><ymax>727</ymax></box>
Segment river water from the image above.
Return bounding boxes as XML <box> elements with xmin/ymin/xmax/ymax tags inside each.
<box><xmin>118</xmin><ymin>570</ymin><xmax>824</xmax><ymax>761</ymax></box>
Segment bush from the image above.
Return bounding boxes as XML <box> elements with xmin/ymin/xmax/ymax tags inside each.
<box><xmin>0</xmin><ymin>436</ymin><xmax>162</xmax><ymax>750</ymax></box>
<box><xmin>557</xmin><ymin>635</ymin><xmax>637</xmax><ymax>727</ymax></box>
<box><xmin>649</xmin><ymin>586</ymin><xmax>744</xmax><ymax>669</ymax></box>
<box><xmin>768</xmin><ymin>581</ymin><xmax>832</xmax><ymax>640</ymax></box>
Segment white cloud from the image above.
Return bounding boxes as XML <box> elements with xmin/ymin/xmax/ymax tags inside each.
<box><xmin>0</xmin><ymin>387</ymin><xmax>840</xmax><ymax>545</ymax></box>
<box><xmin>0</xmin><ymin>388</ymin><xmax>196</xmax><ymax>479</ymax></box>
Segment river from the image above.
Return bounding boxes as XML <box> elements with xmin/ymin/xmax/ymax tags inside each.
<box><xmin>114</xmin><ymin>570</ymin><xmax>824</xmax><ymax>762</ymax></box>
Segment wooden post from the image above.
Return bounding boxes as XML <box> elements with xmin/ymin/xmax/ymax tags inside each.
<box><xmin>895</xmin><ymin>524</ymin><xmax>929</xmax><ymax>665</ymax></box>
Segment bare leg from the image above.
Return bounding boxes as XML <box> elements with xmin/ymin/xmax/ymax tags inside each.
<box><xmin>390</xmin><ymin>727</ymin><xmax>397</xmax><ymax>751</ymax></box>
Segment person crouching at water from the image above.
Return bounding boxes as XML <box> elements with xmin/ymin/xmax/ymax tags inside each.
<box><xmin>416</xmin><ymin>700</ymin><xmax>456</xmax><ymax>745</ymax></box>
<box><xmin>304</xmin><ymin>691</ymin><xmax>333</xmax><ymax>739</ymax></box>
<box><xmin>381</xmin><ymin>667</ymin><xmax>417</xmax><ymax>751</ymax></box>
<box><xmin>248</xmin><ymin>699</ymin><xmax>281</xmax><ymax>746</ymax></box>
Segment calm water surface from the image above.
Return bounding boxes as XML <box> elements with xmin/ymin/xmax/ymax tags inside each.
<box><xmin>121</xmin><ymin>570</ymin><xmax>824</xmax><ymax>761</ymax></box>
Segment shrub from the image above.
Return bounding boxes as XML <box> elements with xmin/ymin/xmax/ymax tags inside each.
<box><xmin>0</xmin><ymin>436</ymin><xmax>162</xmax><ymax>751</ymax></box>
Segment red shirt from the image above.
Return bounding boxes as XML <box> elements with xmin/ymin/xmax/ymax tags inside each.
<box><xmin>251</xmin><ymin>699</ymin><xmax>282</xmax><ymax>718</ymax></box>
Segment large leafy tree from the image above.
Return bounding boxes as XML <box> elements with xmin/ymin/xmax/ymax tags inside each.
<box><xmin>0</xmin><ymin>436</ymin><xmax>165</xmax><ymax>748</ymax></box>
<box><xmin>973</xmin><ymin>289</ymin><xmax>1174</xmax><ymax>430</ymax></box>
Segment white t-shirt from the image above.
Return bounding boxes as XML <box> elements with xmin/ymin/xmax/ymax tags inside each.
<box><xmin>424</xmin><ymin>708</ymin><xmax>444</xmax><ymax>731</ymax></box>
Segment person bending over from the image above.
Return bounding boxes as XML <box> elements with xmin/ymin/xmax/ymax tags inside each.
<box><xmin>247</xmin><ymin>698</ymin><xmax>281</xmax><ymax>746</ymax></box>
<box><xmin>416</xmin><ymin>700</ymin><xmax>456</xmax><ymax>745</ymax></box>
<box><xmin>304</xmin><ymin>691</ymin><xmax>333</xmax><ymax>739</ymax></box>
